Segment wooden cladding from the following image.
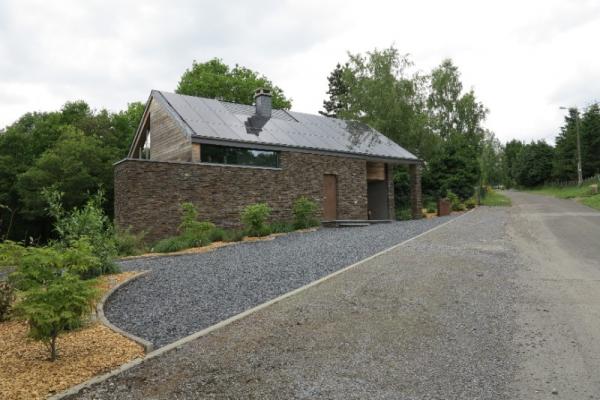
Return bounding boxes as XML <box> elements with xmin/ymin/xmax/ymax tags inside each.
<box><xmin>367</xmin><ymin>162</ymin><xmax>385</xmax><ymax>181</ymax></box>
<box><xmin>192</xmin><ymin>143</ymin><xmax>201</xmax><ymax>162</ymax></box>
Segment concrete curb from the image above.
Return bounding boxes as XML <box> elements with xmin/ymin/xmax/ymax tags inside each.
<box><xmin>96</xmin><ymin>270</ymin><xmax>154</xmax><ymax>353</ymax></box>
<box><xmin>50</xmin><ymin>211</ymin><xmax>472</xmax><ymax>399</ymax></box>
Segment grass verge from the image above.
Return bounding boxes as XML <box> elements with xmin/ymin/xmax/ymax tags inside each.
<box><xmin>527</xmin><ymin>183</ymin><xmax>600</xmax><ymax>212</ymax></box>
<box><xmin>480</xmin><ymin>190</ymin><xmax>512</xmax><ymax>206</ymax></box>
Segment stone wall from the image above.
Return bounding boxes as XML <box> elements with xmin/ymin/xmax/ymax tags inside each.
<box><xmin>409</xmin><ymin>164</ymin><xmax>423</xmax><ymax>219</ymax></box>
<box><xmin>114</xmin><ymin>152</ymin><xmax>385</xmax><ymax>243</ymax></box>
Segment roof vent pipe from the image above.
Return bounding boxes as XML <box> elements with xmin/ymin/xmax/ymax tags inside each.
<box><xmin>254</xmin><ymin>88</ymin><xmax>272</xmax><ymax>119</ymax></box>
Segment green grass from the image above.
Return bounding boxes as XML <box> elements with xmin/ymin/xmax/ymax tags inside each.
<box><xmin>527</xmin><ymin>185</ymin><xmax>593</xmax><ymax>199</ymax></box>
<box><xmin>480</xmin><ymin>190</ymin><xmax>512</xmax><ymax>207</ymax></box>
<box><xmin>527</xmin><ymin>183</ymin><xmax>600</xmax><ymax>211</ymax></box>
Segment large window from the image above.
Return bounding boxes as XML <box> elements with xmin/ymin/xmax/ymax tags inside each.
<box><xmin>200</xmin><ymin>144</ymin><xmax>280</xmax><ymax>168</ymax></box>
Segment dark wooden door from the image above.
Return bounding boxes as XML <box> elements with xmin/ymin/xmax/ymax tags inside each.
<box><xmin>323</xmin><ymin>174</ymin><xmax>337</xmax><ymax>220</ymax></box>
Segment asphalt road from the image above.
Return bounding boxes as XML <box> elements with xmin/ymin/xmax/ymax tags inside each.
<box><xmin>69</xmin><ymin>192</ymin><xmax>600</xmax><ymax>399</ymax></box>
<box><xmin>507</xmin><ymin>191</ymin><xmax>600</xmax><ymax>399</ymax></box>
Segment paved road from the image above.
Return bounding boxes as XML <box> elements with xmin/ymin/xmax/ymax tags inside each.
<box><xmin>507</xmin><ymin>191</ymin><xmax>600</xmax><ymax>399</ymax></box>
<box><xmin>70</xmin><ymin>193</ymin><xmax>600</xmax><ymax>399</ymax></box>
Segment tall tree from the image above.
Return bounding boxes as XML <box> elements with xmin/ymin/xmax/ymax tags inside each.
<box><xmin>502</xmin><ymin>139</ymin><xmax>525</xmax><ymax>188</ymax></box>
<box><xmin>581</xmin><ymin>103</ymin><xmax>600</xmax><ymax>177</ymax></box>
<box><xmin>176</xmin><ymin>58</ymin><xmax>292</xmax><ymax>109</ymax></box>
<box><xmin>515</xmin><ymin>141</ymin><xmax>554</xmax><ymax>187</ymax></box>
<box><xmin>320</xmin><ymin>63</ymin><xmax>349</xmax><ymax>118</ymax></box>
<box><xmin>424</xmin><ymin>59</ymin><xmax>487</xmax><ymax>199</ymax></box>
<box><xmin>553</xmin><ymin>108</ymin><xmax>579</xmax><ymax>181</ymax></box>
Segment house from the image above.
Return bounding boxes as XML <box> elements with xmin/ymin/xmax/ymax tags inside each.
<box><xmin>116</xmin><ymin>88</ymin><xmax>423</xmax><ymax>242</ymax></box>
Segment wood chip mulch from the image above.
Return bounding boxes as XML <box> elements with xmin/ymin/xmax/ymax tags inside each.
<box><xmin>0</xmin><ymin>272</ymin><xmax>145</xmax><ymax>400</ymax></box>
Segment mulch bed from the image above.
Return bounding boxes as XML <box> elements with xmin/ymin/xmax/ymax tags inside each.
<box><xmin>0</xmin><ymin>272</ymin><xmax>145</xmax><ymax>400</ymax></box>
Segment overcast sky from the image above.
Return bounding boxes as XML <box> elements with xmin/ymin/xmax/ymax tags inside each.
<box><xmin>1</xmin><ymin>0</ymin><xmax>599</xmax><ymax>144</ymax></box>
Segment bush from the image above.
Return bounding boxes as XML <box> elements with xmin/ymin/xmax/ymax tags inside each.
<box><xmin>0</xmin><ymin>281</ymin><xmax>15</xmax><ymax>322</ymax></box>
<box><xmin>241</xmin><ymin>203</ymin><xmax>272</xmax><ymax>237</ymax></box>
<box><xmin>425</xmin><ymin>202</ymin><xmax>437</xmax><ymax>214</ymax></box>
<box><xmin>115</xmin><ymin>229</ymin><xmax>147</xmax><ymax>256</ymax></box>
<box><xmin>153</xmin><ymin>236</ymin><xmax>196</xmax><ymax>253</ymax></box>
<box><xmin>44</xmin><ymin>189</ymin><xmax>118</xmax><ymax>276</ymax></box>
<box><xmin>15</xmin><ymin>272</ymin><xmax>98</xmax><ymax>361</ymax></box>
<box><xmin>0</xmin><ymin>240</ymin><xmax>26</xmax><ymax>269</ymax></box>
<box><xmin>396</xmin><ymin>208</ymin><xmax>412</xmax><ymax>221</ymax></box>
<box><xmin>270</xmin><ymin>221</ymin><xmax>295</xmax><ymax>234</ymax></box>
<box><xmin>223</xmin><ymin>229</ymin><xmax>245</xmax><ymax>242</ymax></box>
<box><xmin>292</xmin><ymin>196</ymin><xmax>319</xmax><ymax>229</ymax></box>
<box><xmin>10</xmin><ymin>238</ymin><xmax>102</xmax><ymax>287</ymax></box>
<box><xmin>465</xmin><ymin>198</ymin><xmax>477</xmax><ymax>209</ymax></box>
<box><xmin>445</xmin><ymin>190</ymin><xmax>462</xmax><ymax>211</ymax></box>
<box><xmin>179</xmin><ymin>203</ymin><xmax>215</xmax><ymax>238</ymax></box>
<box><xmin>208</xmin><ymin>227</ymin><xmax>226</xmax><ymax>242</ymax></box>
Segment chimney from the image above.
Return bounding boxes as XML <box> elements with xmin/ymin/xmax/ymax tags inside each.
<box><xmin>254</xmin><ymin>88</ymin><xmax>272</xmax><ymax>119</ymax></box>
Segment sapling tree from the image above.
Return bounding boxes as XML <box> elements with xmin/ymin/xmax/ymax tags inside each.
<box><xmin>16</xmin><ymin>272</ymin><xmax>98</xmax><ymax>361</ymax></box>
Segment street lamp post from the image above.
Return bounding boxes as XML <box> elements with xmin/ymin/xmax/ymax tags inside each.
<box><xmin>559</xmin><ymin>106</ymin><xmax>583</xmax><ymax>186</ymax></box>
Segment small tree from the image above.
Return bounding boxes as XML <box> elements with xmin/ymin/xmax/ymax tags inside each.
<box><xmin>179</xmin><ymin>202</ymin><xmax>215</xmax><ymax>241</ymax></box>
<box><xmin>44</xmin><ymin>189</ymin><xmax>118</xmax><ymax>276</ymax></box>
<box><xmin>241</xmin><ymin>203</ymin><xmax>272</xmax><ymax>237</ymax></box>
<box><xmin>292</xmin><ymin>197</ymin><xmax>319</xmax><ymax>229</ymax></box>
<box><xmin>16</xmin><ymin>273</ymin><xmax>98</xmax><ymax>361</ymax></box>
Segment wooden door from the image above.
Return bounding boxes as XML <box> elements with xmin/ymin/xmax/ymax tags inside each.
<box><xmin>323</xmin><ymin>174</ymin><xmax>337</xmax><ymax>220</ymax></box>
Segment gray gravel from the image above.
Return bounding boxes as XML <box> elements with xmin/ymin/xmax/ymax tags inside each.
<box><xmin>106</xmin><ymin>216</ymin><xmax>455</xmax><ymax>347</ymax></box>
<box><xmin>71</xmin><ymin>207</ymin><xmax>522</xmax><ymax>399</ymax></box>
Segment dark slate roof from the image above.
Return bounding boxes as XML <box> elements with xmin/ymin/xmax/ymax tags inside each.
<box><xmin>153</xmin><ymin>90</ymin><xmax>419</xmax><ymax>162</ymax></box>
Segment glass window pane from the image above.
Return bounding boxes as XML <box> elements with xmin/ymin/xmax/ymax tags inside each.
<box><xmin>200</xmin><ymin>144</ymin><xmax>279</xmax><ymax>168</ymax></box>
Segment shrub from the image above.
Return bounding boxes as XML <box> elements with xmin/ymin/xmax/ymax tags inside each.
<box><xmin>208</xmin><ymin>227</ymin><xmax>226</xmax><ymax>242</ymax></box>
<box><xmin>292</xmin><ymin>197</ymin><xmax>319</xmax><ymax>229</ymax></box>
<box><xmin>396</xmin><ymin>208</ymin><xmax>412</xmax><ymax>221</ymax></box>
<box><xmin>15</xmin><ymin>273</ymin><xmax>98</xmax><ymax>361</ymax></box>
<box><xmin>223</xmin><ymin>229</ymin><xmax>245</xmax><ymax>242</ymax></box>
<box><xmin>44</xmin><ymin>189</ymin><xmax>118</xmax><ymax>276</ymax></box>
<box><xmin>425</xmin><ymin>202</ymin><xmax>437</xmax><ymax>214</ymax></box>
<box><xmin>445</xmin><ymin>190</ymin><xmax>462</xmax><ymax>211</ymax></box>
<box><xmin>270</xmin><ymin>221</ymin><xmax>295</xmax><ymax>234</ymax></box>
<box><xmin>0</xmin><ymin>281</ymin><xmax>15</xmax><ymax>322</ymax></box>
<box><xmin>241</xmin><ymin>203</ymin><xmax>272</xmax><ymax>237</ymax></box>
<box><xmin>0</xmin><ymin>240</ymin><xmax>26</xmax><ymax>269</ymax></box>
<box><xmin>465</xmin><ymin>198</ymin><xmax>477</xmax><ymax>209</ymax></box>
<box><xmin>115</xmin><ymin>228</ymin><xmax>147</xmax><ymax>256</ymax></box>
<box><xmin>10</xmin><ymin>238</ymin><xmax>102</xmax><ymax>288</ymax></box>
<box><xmin>153</xmin><ymin>236</ymin><xmax>195</xmax><ymax>253</ymax></box>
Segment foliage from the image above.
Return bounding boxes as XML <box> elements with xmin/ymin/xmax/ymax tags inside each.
<box><xmin>223</xmin><ymin>229</ymin><xmax>245</xmax><ymax>242</ymax></box>
<box><xmin>581</xmin><ymin>194</ymin><xmax>600</xmax><ymax>211</ymax></box>
<box><xmin>0</xmin><ymin>281</ymin><xmax>15</xmax><ymax>321</ymax></box>
<box><xmin>0</xmin><ymin>240</ymin><xmax>26</xmax><ymax>268</ymax></box>
<box><xmin>514</xmin><ymin>141</ymin><xmax>554</xmax><ymax>187</ymax></box>
<box><xmin>292</xmin><ymin>197</ymin><xmax>319</xmax><ymax>229</ymax></box>
<box><xmin>270</xmin><ymin>221</ymin><xmax>295</xmax><ymax>234</ymax></box>
<box><xmin>502</xmin><ymin>139</ymin><xmax>525</xmax><ymax>188</ymax></box>
<box><xmin>465</xmin><ymin>198</ymin><xmax>477</xmax><ymax>209</ymax></box>
<box><xmin>0</xmin><ymin>100</ymin><xmax>143</xmax><ymax>242</ymax></box>
<box><xmin>320</xmin><ymin>63</ymin><xmax>350</xmax><ymax>118</ymax></box>
<box><xmin>15</xmin><ymin>272</ymin><xmax>98</xmax><ymax>361</ymax></box>
<box><xmin>176</xmin><ymin>58</ymin><xmax>292</xmax><ymax>109</ymax></box>
<box><xmin>114</xmin><ymin>228</ymin><xmax>147</xmax><ymax>256</ymax></box>
<box><xmin>479</xmin><ymin>189</ymin><xmax>511</xmax><ymax>207</ymax></box>
<box><xmin>9</xmin><ymin>238</ymin><xmax>102</xmax><ymax>287</ymax></box>
<box><xmin>152</xmin><ymin>236</ymin><xmax>197</xmax><ymax>253</ymax></box>
<box><xmin>178</xmin><ymin>203</ymin><xmax>215</xmax><ymax>239</ymax></box>
<box><xmin>445</xmin><ymin>190</ymin><xmax>463</xmax><ymax>211</ymax></box>
<box><xmin>241</xmin><ymin>203</ymin><xmax>272</xmax><ymax>237</ymax></box>
<box><xmin>208</xmin><ymin>227</ymin><xmax>226</xmax><ymax>242</ymax></box>
<box><xmin>45</xmin><ymin>189</ymin><xmax>118</xmax><ymax>276</ymax></box>
<box><xmin>396</xmin><ymin>208</ymin><xmax>412</xmax><ymax>221</ymax></box>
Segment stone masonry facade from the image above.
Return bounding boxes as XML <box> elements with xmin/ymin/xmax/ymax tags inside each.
<box><xmin>114</xmin><ymin>151</ymin><xmax>395</xmax><ymax>243</ymax></box>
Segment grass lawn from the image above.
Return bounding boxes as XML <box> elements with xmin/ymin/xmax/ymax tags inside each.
<box><xmin>527</xmin><ymin>183</ymin><xmax>600</xmax><ymax>211</ymax></box>
<box><xmin>480</xmin><ymin>190</ymin><xmax>512</xmax><ymax>206</ymax></box>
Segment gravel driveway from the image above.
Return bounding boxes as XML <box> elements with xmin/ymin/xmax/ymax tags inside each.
<box><xmin>107</xmin><ymin>216</ymin><xmax>454</xmax><ymax>347</ymax></box>
<box><xmin>71</xmin><ymin>207</ymin><xmax>523</xmax><ymax>399</ymax></box>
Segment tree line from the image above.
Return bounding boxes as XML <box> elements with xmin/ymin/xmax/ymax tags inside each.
<box><xmin>6</xmin><ymin>48</ymin><xmax>594</xmax><ymax>243</ymax></box>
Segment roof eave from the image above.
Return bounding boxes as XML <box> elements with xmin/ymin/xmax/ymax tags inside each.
<box><xmin>191</xmin><ymin>135</ymin><xmax>422</xmax><ymax>164</ymax></box>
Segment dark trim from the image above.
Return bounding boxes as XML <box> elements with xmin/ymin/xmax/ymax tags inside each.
<box><xmin>113</xmin><ymin>158</ymin><xmax>282</xmax><ymax>171</ymax></box>
<box><xmin>191</xmin><ymin>136</ymin><xmax>422</xmax><ymax>165</ymax></box>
